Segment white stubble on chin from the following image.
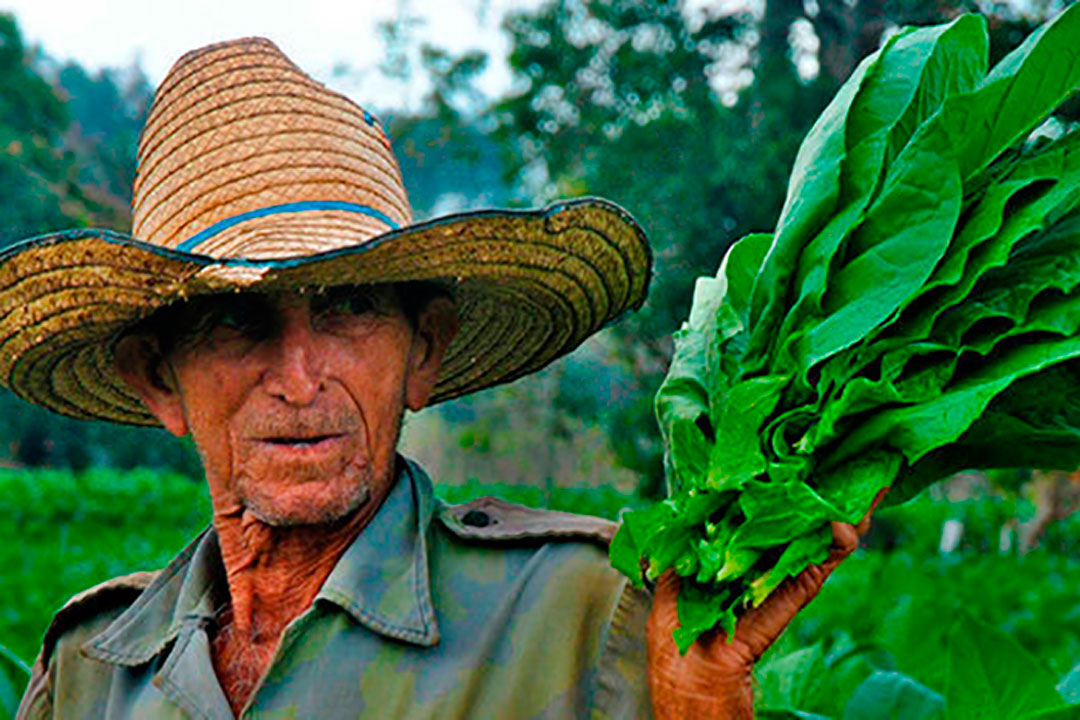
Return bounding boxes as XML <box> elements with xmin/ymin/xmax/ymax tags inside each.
<box><xmin>238</xmin><ymin>463</ymin><xmax>373</xmax><ymax>528</ymax></box>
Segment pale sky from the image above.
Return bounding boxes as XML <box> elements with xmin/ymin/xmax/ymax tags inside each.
<box><xmin>1</xmin><ymin>0</ymin><xmax>542</xmax><ymax>109</ymax></box>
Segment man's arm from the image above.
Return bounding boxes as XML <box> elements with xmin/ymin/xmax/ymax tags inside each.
<box><xmin>16</xmin><ymin>652</ymin><xmax>52</xmax><ymax>720</ymax></box>
<box><xmin>646</xmin><ymin>493</ymin><xmax>883</xmax><ymax>719</ymax></box>
<box><xmin>16</xmin><ymin>570</ymin><xmax>157</xmax><ymax>719</ymax></box>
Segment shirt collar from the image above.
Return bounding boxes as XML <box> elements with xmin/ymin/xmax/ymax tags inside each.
<box><xmin>317</xmin><ymin>457</ymin><xmax>440</xmax><ymax>646</ymax></box>
<box><xmin>84</xmin><ymin>456</ymin><xmax>440</xmax><ymax>665</ymax></box>
<box><xmin>83</xmin><ymin>527</ymin><xmax>224</xmax><ymax>665</ymax></box>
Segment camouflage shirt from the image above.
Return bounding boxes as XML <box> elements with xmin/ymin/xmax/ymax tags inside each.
<box><xmin>18</xmin><ymin>459</ymin><xmax>652</xmax><ymax>719</ymax></box>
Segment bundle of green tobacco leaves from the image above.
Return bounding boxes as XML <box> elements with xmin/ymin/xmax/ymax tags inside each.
<box><xmin>610</xmin><ymin>6</ymin><xmax>1080</xmax><ymax>652</ymax></box>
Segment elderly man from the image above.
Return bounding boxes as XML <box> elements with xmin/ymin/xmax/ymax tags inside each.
<box><xmin>6</xmin><ymin>39</ymin><xmax>867</xmax><ymax>719</ymax></box>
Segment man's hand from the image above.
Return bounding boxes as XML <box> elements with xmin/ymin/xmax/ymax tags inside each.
<box><xmin>646</xmin><ymin>491</ymin><xmax>885</xmax><ymax>719</ymax></box>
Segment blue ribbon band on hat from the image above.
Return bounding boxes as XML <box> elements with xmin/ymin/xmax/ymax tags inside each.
<box><xmin>175</xmin><ymin>201</ymin><xmax>400</xmax><ymax>253</ymax></box>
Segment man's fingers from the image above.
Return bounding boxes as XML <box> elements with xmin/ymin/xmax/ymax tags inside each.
<box><xmin>649</xmin><ymin>570</ymin><xmax>680</xmax><ymax>634</ymax></box>
<box><xmin>738</xmin><ymin>520</ymin><xmax>857</xmax><ymax>659</ymax></box>
<box><xmin>855</xmin><ymin>487</ymin><xmax>890</xmax><ymax>537</ymax></box>
<box><xmin>827</xmin><ymin>520</ymin><xmax>860</xmax><ymax>566</ymax></box>
<box><xmin>651</xmin><ymin>488</ymin><xmax>890</xmax><ymax>662</ymax></box>
<box><xmin>737</xmin><ymin>559</ymin><xmax>832</xmax><ymax>659</ymax></box>
<box><xmin>739</xmin><ymin>490</ymin><xmax>888</xmax><ymax>658</ymax></box>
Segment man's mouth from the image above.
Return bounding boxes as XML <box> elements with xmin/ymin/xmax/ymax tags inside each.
<box><xmin>260</xmin><ymin>434</ymin><xmax>343</xmax><ymax>448</ymax></box>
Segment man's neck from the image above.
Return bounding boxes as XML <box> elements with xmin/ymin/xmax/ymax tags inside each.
<box><xmin>209</xmin><ymin>481</ymin><xmax>393</xmax><ymax>714</ymax></box>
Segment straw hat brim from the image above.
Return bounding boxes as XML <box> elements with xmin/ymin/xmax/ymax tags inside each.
<box><xmin>0</xmin><ymin>198</ymin><xmax>650</xmax><ymax>426</ymax></box>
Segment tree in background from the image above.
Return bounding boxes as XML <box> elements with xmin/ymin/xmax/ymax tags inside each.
<box><xmin>0</xmin><ymin>13</ymin><xmax>79</xmax><ymax>244</ymax></box>
<box><xmin>0</xmin><ymin>15</ymin><xmax>198</xmax><ymax>475</ymax></box>
<box><xmin>56</xmin><ymin>60</ymin><xmax>152</xmax><ymax>214</ymax></box>
<box><xmin>2</xmin><ymin>1</ymin><xmax>1076</xmax><ymax>496</ymax></box>
<box><xmin>479</xmin><ymin>0</ymin><xmax>1072</xmax><ymax>496</ymax></box>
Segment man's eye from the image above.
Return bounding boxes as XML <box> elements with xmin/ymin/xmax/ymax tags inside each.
<box><xmin>314</xmin><ymin>287</ymin><xmax>378</xmax><ymax>318</ymax></box>
<box><xmin>217</xmin><ymin>309</ymin><xmax>247</xmax><ymax>330</ymax></box>
<box><xmin>213</xmin><ymin>300</ymin><xmax>270</xmax><ymax>336</ymax></box>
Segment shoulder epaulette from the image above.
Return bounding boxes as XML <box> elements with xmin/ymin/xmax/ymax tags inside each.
<box><xmin>436</xmin><ymin>496</ymin><xmax>617</xmax><ymax>547</ymax></box>
<box><xmin>40</xmin><ymin>570</ymin><xmax>158</xmax><ymax>667</ymax></box>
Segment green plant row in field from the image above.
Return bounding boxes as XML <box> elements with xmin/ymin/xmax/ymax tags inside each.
<box><xmin>758</xmin><ymin>538</ymin><xmax>1080</xmax><ymax>718</ymax></box>
<box><xmin>2</xmin><ymin>468</ymin><xmax>1078</xmax><ymax>719</ymax></box>
<box><xmin>758</xmin><ymin>613</ymin><xmax>1080</xmax><ymax>719</ymax></box>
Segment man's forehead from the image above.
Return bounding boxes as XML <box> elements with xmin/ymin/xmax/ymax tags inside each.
<box><xmin>129</xmin><ymin>284</ymin><xmax>403</xmax><ymax>350</ymax></box>
<box><xmin>204</xmin><ymin>284</ymin><xmax>398</xmax><ymax>306</ymax></box>
<box><xmin>162</xmin><ymin>284</ymin><xmax>403</xmax><ymax>320</ymax></box>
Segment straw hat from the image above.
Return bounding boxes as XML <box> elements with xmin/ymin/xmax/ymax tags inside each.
<box><xmin>0</xmin><ymin>38</ymin><xmax>650</xmax><ymax>426</ymax></box>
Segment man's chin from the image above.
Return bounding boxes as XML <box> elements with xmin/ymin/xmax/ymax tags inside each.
<box><xmin>230</xmin><ymin>454</ymin><xmax>379</xmax><ymax>527</ymax></box>
<box><xmin>239</xmin><ymin>482</ymin><xmax>372</xmax><ymax>528</ymax></box>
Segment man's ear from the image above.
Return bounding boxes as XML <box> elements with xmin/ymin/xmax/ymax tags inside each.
<box><xmin>405</xmin><ymin>296</ymin><xmax>458</xmax><ymax>411</ymax></box>
<box><xmin>113</xmin><ymin>333</ymin><xmax>190</xmax><ymax>437</ymax></box>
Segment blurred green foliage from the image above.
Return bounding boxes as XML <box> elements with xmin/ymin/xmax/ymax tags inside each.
<box><xmin>2</xmin><ymin>467</ymin><xmax>1080</xmax><ymax>716</ymax></box>
<box><xmin>0</xmin><ymin>643</ymin><xmax>28</xmax><ymax>719</ymax></box>
<box><xmin>480</xmin><ymin>0</ymin><xmax>1078</xmax><ymax>496</ymax></box>
<box><xmin>0</xmin><ymin>468</ymin><xmax>212</xmax><ymax>665</ymax></box>
<box><xmin>0</xmin><ymin>13</ymin><xmax>77</xmax><ymax>242</ymax></box>
<box><xmin>3</xmin><ymin>1</ymin><xmax>1075</xmax><ymax>501</ymax></box>
<box><xmin>0</xmin><ymin>13</ymin><xmax>141</xmax><ymax>245</ymax></box>
<box><xmin>0</xmin><ymin>13</ymin><xmax>201</xmax><ymax>475</ymax></box>
<box><xmin>436</xmin><ymin>475</ymin><xmax>647</xmax><ymax>519</ymax></box>
<box><xmin>3</xmin><ymin>3</ymin><xmax>1080</xmax><ymax>713</ymax></box>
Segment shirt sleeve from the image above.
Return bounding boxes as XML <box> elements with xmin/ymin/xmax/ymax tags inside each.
<box><xmin>591</xmin><ymin>581</ymin><xmax>654</xmax><ymax>720</ymax></box>
<box><xmin>16</xmin><ymin>651</ymin><xmax>54</xmax><ymax>720</ymax></box>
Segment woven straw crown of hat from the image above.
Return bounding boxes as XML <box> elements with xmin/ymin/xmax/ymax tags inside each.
<box><xmin>0</xmin><ymin>37</ymin><xmax>651</xmax><ymax>426</ymax></box>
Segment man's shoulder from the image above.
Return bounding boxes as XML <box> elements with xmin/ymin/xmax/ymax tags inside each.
<box><xmin>37</xmin><ymin>570</ymin><xmax>158</xmax><ymax>668</ymax></box>
<box><xmin>430</xmin><ymin>495</ymin><xmax>652</xmax><ymax>719</ymax></box>
<box><xmin>434</xmin><ymin>495</ymin><xmax>618</xmax><ymax>547</ymax></box>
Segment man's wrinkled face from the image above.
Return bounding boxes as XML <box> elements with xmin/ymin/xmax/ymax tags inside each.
<box><xmin>119</xmin><ymin>285</ymin><xmax>453</xmax><ymax>527</ymax></box>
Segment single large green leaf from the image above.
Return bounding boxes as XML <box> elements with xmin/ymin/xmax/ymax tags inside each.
<box><xmin>831</xmin><ymin>333</ymin><xmax>1080</xmax><ymax>469</ymax></box>
<box><xmin>656</xmin><ymin>322</ymin><xmax>713</xmax><ymax>494</ymax></box>
<box><xmin>898</xmin><ymin>361</ymin><xmax>1080</xmax><ymax>504</ymax></box>
<box><xmin>720</xmin><ymin>232</ymin><xmax>773</xmax><ymax>328</ymax></box>
<box><xmin>843</xmin><ymin>672</ymin><xmax>945</xmax><ymax>720</ymax></box>
<box><xmin>745</xmin><ymin>53</ymin><xmax>879</xmax><ymax>369</ymax></box>
<box><xmin>609</xmin><ymin>501</ymin><xmax>677</xmax><ymax>586</ymax></box>
<box><xmin>673</xmin><ymin>578</ymin><xmax>737</xmax><ymax>653</ymax></box>
<box><xmin>706</xmin><ymin>232</ymin><xmax>774</xmax><ymax>401</ymax></box>
<box><xmin>789</xmin><ymin>153</ymin><xmax>962</xmax><ymax>373</ymax></box>
<box><xmin>945</xmin><ymin>614</ymin><xmax>1064</xmax><ymax>719</ymax></box>
<box><xmin>811</xmin><ymin>451</ymin><xmax>898</xmax><ymax>523</ymax></box>
<box><xmin>729</xmin><ymin>480</ymin><xmax>836</xmax><ymax>551</ymax></box>
<box><xmin>756</xmin><ymin>642</ymin><xmax>828</xmax><ymax>712</ymax></box>
<box><xmin>889</xmin><ymin>15</ymin><xmax>988</xmax><ymax>160</ymax></box>
<box><xmin>748</xmin><ymin>523</ymin><xmax>832</xmax><ymax>606</ymax></box>
<box><xmin>847</xmin><ymin>17</ymin><xmax>986</xmax><ymax>151</ymax></box>
<box><xmin>957</xmin><ymin>2</ymin><xmax>1080</xmax><ymax>182</ymax></box>
<box><xmin>706</xmin><ymin>375</ymin><xmax>789</xmax><ymax>492</ymax></box>
<box><xmin>774</xmin><ymin>16</ymin><xmax>988</xmax><ymax>383</ymax></box>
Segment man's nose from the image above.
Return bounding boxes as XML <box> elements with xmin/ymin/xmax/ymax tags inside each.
<box><xmin>263</xmin><ymin>308</ymin><xmax>324</xmax><ymax>405</ymax></box>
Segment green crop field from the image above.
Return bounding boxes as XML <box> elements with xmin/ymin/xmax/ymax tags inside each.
<box><xmin>1</xmin><ymin>468</ymin><xmax>1079</xmax><ymax>717</ymax></box>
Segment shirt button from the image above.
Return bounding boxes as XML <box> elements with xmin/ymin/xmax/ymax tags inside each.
<box><xmin>461</xmin><ymin>510</ymin><xmax>492</xmax><ymax>527</ymax></box>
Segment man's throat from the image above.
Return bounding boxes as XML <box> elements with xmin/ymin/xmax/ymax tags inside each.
<box><xmin>208</xmin><ymin>503</ymin><xmax>373</xmax><ymax>713</ymax></box>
